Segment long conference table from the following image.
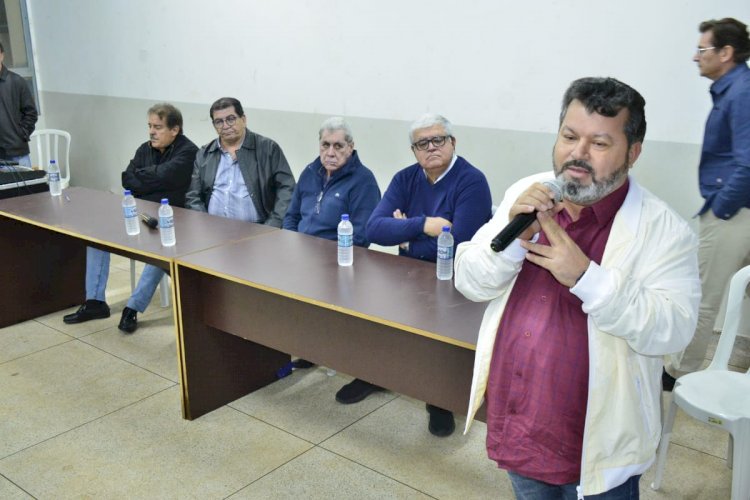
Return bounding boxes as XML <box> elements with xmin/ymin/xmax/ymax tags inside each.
<box><xmin>1</xmin><ymin>188</ymin><xmax>487</xmax><ymax>422</ymax></box>
<box><xmin>0</xmin><ymin>187</ymin><xmax>275</xmax><ymax>328</ymax></box>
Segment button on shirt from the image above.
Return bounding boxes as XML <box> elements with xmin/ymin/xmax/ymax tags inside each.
<box><xmin>485</xmin><ymin>179</ymin><xmax>629</xmax><ymax>485</ymax></box>
<box><xmin>207</xmin><ymin>144</ymin><xmax>259</xmax><ymax>222</ymax></box>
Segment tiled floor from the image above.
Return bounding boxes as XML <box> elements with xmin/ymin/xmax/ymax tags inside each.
<box><xmin>1</xmin><ymin>255</ymin><xmax>747</xmax><ymax>499</ymax></box>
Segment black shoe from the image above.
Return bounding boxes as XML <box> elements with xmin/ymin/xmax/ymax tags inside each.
<box><xmin>426</xmin><ymin>404</ymin><xmax>455</xmax><ymax>437</ymax></box>
<box><xmin>335</xmin><ymin>378</ymin><xmax>384</xmax><ymax>404</ymax></box>
<box><xmin>63</xmin><ymin>300</ymin><xmax>110</xmax><ymax>324</ymax></box>
<box><xmin>118</xmin><ymin>307</ymin><xmax>138</xmax><ymax>334</ymax></box>
<box><xmin>662</xmin><ymin>368</ymin><xmax>677</xmax><ymax>392</ymax></box>
<box><xmin>292</xmin><ymin>359</ymin><xmax>315</xmax><ymax>369</ymax></box>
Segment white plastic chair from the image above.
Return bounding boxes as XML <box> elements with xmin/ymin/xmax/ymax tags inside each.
<box><xmin>129</xmin><ymin>260</ymin><xmax>171</xmax><ymax>308</ymax></box>
<box><xmin>30</xmin><ymin>129</ymin><xmax>71</xmax><ymax>189</ymax></box>
<box><xmin>651</xmin><ymin>265</ymin><xmax>750</xmax><ymax>500</ymax></box>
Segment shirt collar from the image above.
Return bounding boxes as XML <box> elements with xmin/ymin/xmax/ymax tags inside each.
<box><xmin>425</xmin><ymin>154</ymin><xmax>458</xmax><ymax>184</ymax></box>
<box><xmin>710</xmin><ymin>63</ymin><xmax>748</xmax><ymax>97</ymax></box>
<box><xmin>586</xmin><ymin>177</ymin><xmax>630</xmax><ymax>224</ymax></box>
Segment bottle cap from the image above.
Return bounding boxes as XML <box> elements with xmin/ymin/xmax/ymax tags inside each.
<box><xmin>124</xmin><ymin>190</ymin><xmax>132</xmax><ymax>195</ymax></box>
<box><xmin>161</xmin><ymin>198</ymin><xmax>169</xmax><ymax>204</ymax></box>
<box><xmin>341</xmin><ymin>214</ymin><xmax>350</xmax><ymax>221</ymax></box>
<box><xmin>50</xmin><ymin>160</ymin><xmax>57</xmax><ymax>164</ymax></box>
<box><xmin>442</xmin><ymin>226</ymin><xmax>450</xmax><ymax>232</ymax></box>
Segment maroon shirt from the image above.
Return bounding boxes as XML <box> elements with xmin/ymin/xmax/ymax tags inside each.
<box><xmin>486</xmin><ymin>180</ymin><xmax>629</xmax><ymax>484</ymax></box>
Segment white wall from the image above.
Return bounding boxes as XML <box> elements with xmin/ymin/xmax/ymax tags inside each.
<box><xmin>23</xmin><ymin>0</ymin><xmax>750</xmax><ymax>331</ymax></box>
<box><xmin>25</xmin><ymin>0</ymin><xmax>748</xmax><ymax>142</ymax></box>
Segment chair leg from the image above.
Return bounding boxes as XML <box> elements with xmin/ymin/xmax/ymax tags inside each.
<box><xmin>729</xmin><ymin>425</ymin><xmax>749</xmax><ymax>500</ymax></box>
<box><xmin>159</xmin><ymin>275</ymin><xmax>170</xmax><ymax>308</ymax></box>
<box><xmin>727</xmin><ymin>434</ymin><xmax>733</xmax><ymax>470</ymax></box>
<box><xmin>129</xmin><ymin>259</ymin><xmax>136</xmax><ymax>292</ymax></box>
<box><xmin>651</xmin><ymin>394</ymin><xmax>678</xmax><ymax>490</ymax></box>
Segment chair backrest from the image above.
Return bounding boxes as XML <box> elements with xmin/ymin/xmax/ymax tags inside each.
<box><xmin>30</xmin><ymin>129</ymin><xmax>72</xmax><ymax>188</ymax></box>
<box><xmin>708</xmin><ymin>265</ymin><xmax>750</xmax><ymax>373</ymax></box>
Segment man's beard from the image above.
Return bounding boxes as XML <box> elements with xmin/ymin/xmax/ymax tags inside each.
<box><xmin>554</xmin><ymin>158</ymin><xmax>629</xmax><ymax>205</ymax></box>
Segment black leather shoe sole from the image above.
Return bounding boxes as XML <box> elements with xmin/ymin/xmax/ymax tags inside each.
<box><xmin>118</xmin><ymin>319</ymin><xmax>137</xmax><ymax>334</ymax></box>
<box><xmin>63</xmin><ymin>307</ymin><xmax>110</xmax><ymax>324</ymax></box>
<box><xmin>335</xmin><ymin>379</ymin><xmax>384</xmax><ymax>404</ymax></box>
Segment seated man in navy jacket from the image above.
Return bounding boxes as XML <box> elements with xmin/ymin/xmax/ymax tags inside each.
<box><xmin>338</xmin><ymin>113</ymin><xmax>492</xmax><ymax>437</ymax></box>
<box><xmin>282</xmin><ymin>117</ymin><xmax>381</xmax><ymax>370</ymax></box>
<box><xmin>283</xmin><ymin>117</ymin><xmax>380</xmax><ymax>246</ymax></box>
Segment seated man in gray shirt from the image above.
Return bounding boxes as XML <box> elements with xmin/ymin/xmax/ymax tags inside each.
<box><xmin>185</xmin><ymin>97</ymin><xmax>295</xmax><ymax>226</ymax></box>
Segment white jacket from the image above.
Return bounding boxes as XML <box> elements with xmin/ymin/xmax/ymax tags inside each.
<box><xmin>454</xmin><ymin>172</ymin><xmax>700</xmax><ymax>497</ymax></box>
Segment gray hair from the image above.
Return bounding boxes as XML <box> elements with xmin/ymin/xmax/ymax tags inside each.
<box><xmin>319</xmin><ymin>117</ymin><xmax>354</xmax><ymax>144</ymax></box>
<box><xmin>409</xmin><ymin>114</ymin><xmax>453</xmax><ymax>144</ymax></box>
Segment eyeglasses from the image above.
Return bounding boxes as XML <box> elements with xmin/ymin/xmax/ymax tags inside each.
<box><xmin>695</xmin><ymin>46</ymin><xmax>716</xmax><ymax>56</ymax></box>
<box><xmin>212</xmin><ymin>115</ymin><xmax>239</xmax><ymax>128</ymax></box>
<box><xmin>320</xmin><ymin>141</ymin><xmax>350</xmax><ymax>152</ymax></box>
<box><xmin>412</xmin><ymin>135</ymin><xmax>451</xmax><ymax>151</ymax></box>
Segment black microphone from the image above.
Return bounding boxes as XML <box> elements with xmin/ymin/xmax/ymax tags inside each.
<box><xmin>490</xmin><ymin>179</ymin><xmax>563</xmax><ymax>252</ymax></box>
<box><xmin>140</xmin><ymin>212</ymin><xmax>159</xmax><ymax>229</ymax></box>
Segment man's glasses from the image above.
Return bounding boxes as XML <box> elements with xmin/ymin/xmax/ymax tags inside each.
<box><xmin>213</xmin><ymin>115</ymin><xmax>239</xmax><ymax>128</ymax></box>
<box><xmin>695</xmin><ymin>46</ymin><xmax>716</xmax><ymax>56</ymax></box>
<box><xmin>412</xmin><ymin>135</ymin><xmax>451</xmax><ymax>151</ymax></box>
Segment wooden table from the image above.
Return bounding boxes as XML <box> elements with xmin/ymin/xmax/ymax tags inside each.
<box><xmin>175</xmin><ymin>229</ymin><xmax>487</xmax><ymax>420</ymax></box>
<box><xmin>0</xmin><ymin>187</ymin><xmax>276</xmax><ymax>327</ymax></box>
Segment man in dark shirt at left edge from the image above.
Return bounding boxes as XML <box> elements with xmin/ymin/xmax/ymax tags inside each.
<box><xmin>63</xmin><ymin>103</ymin><xmax>198</xmax><ymax>334</ymax></box>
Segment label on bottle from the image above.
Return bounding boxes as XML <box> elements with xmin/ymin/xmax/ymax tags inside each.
<box><xmin>123</xmin><ymin>205</ymin><xmax>137</xmax><ymax>218</ymax></box>
<box><xmin>338</xmin><ymin>234</ymin><xmax>353</xmax><ymax>248</ymax></box>
<box><xmin>437</xmin><ymin>244</ymin><xmax>453</xmax><ymax>260</ymax></box>
<box><xmin>160</xmin><ymin>216</ymin><xmax>174</xmax><ymax>229</ymax></box>
<box><xmin>48</xmin><ymin>172</ymin><xmax>60</xmax><ymax>182</ymax></box>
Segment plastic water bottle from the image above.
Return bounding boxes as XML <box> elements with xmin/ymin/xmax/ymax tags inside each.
<box><xmin>47</xmin><ymin>160</ymin><xmax>62</xmax><ymax>196</ymax></box>
<box><xmin>337</xmin><ymin>214</ymin><xmax>353</xmax><ymax>266</ymax></box>
<box><xmin>158</xmin><ymin>198</ymin><xmax>176</xmax><ymax>246</ymax></box>
<box><xmin>436</xmin><ymin>226</ymin><xmax>454</xmax><ymax>280</ymax></box>
<box><xmin>122</xmin><ymin>190</ymin><xmax>140</xmax><ymax>235</ymax></box>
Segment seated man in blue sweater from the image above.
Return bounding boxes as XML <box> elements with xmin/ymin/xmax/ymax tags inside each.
<box><xmin>283</xmin><ymin>117</ymin><xmax>381</xmax><ymax>369</ymax></box>
<box><xmin>337</xmin><ymin>114</ymin><xmax>492</xmax><ymax>437</ymax></box>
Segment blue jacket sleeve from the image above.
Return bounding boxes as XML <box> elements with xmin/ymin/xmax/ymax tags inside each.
<box><xmin>712</xmin><ymin>85</ymin><xmax>750</xmax><ymax>219</ymax></box>
<box><xmin>349</xmin><ymin>172</ymin><xmax>381</xmax><ymax>247</ymax></box>
<box><xmin>283</xmin><ymin>183</ymin><xmax>302</xmax><ymax>231</ymax></box>
<box><xmin>366</xmin><ymin>174</ymin><xmax>426</xmax><ymax>247</ymax></box>
<box><xmin>406</xmin><ymin>171</ymin><xmax>492</xmax><ymax>260</ymax></box>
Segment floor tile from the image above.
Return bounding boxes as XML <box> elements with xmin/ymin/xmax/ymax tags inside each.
<box><xmin>0</xmin><ymin>476</ymin><xmax>33</xmax><ymax>500</ymax></box>
<box><xmin>661</xmin><ymin>392</ymin><xmax>730</xmax><ymax>460</ymax></box>
<box><xmin>110</xmin><ymin>253</ymin><xmax>134</xmax><ymax>272</ymax></box>
<box><xmin>230</xmin><ymin>446</ymin><xmax>431</xmax><ymax>499</ymax></box>
<box><xmin>229</xmin><ymin>368</ymin><xmax>398</xmax><ymax>444</ymax></box>
<box><xmin>81</xmin><ymin>307</ymin><xmax>178</xmax><ymax>382</ymax></box>
<box><xmin>641</xmin><ymin>442</ymin><xmax>732</xmax><ymax>499</ymax></box>
<box><xmin>706</xmin><ymin>331</ymin><xmax>750</xmax><ymax>370</ymax></box>
<box><xmin>0</xmin><ymin>340</ymin><xmax>174</xmax><ymax>458</ymax></box>
<box><xmin>34</xmin><ymin>268</ymin><xmax>166</xmax><ymax>339</ymax></box>
<box><xmin>321</xmin><ymin>397</ymin><xmax>513</xmax><ymax>499</ymax></box>
<box><xmin>0</xmin><ymin>319</ymin><xmax>72</xmax><ymax>364</ymax></box>
<box><xmin>0</xmin><ymin>387</ymin><xmax>311</xmax><ymax>499</ymax></box>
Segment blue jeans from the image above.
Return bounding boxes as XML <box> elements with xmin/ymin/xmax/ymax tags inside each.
<box><xmin>86</xmin><ymin>247</ymin><xmax>164</xmax><ymax>312</ymax></box>
<box><xmin>7</xmin><ymin>154</ymin><xmax>31</xmax><ymax>167</ymax></box>
<box><xmin>86</xmin><ymin>247</ymin><xmax>110</xmax><ymax>301</ymax></box>
<box><xmin>508</xmin><ymin>472</ymin><xmax>640</xmax><ymax>499</ymax></box>
<box><xmin>126</xmin><ymin>264</ymin><xmax>165</xmax><ymax>312</ymax></box>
